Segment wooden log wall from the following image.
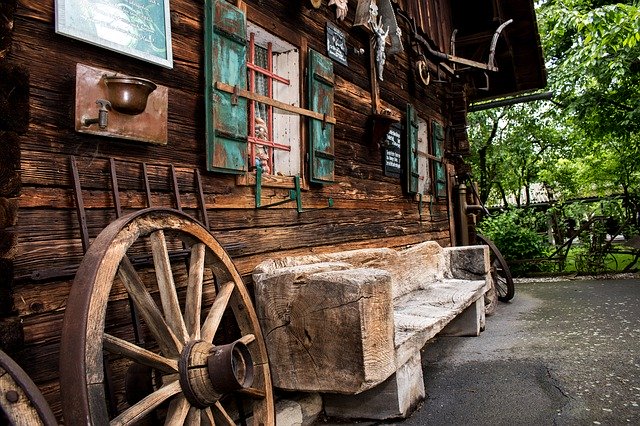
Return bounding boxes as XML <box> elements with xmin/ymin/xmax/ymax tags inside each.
<box><xmin>0</xmin><ymin>0</ymin><xmax>26</xmax><ymax>355</ymax></box>
<box><xmin>8</xmin><ymin>0</ymin><xmax>460</xmax><ymax>419</ymax></box>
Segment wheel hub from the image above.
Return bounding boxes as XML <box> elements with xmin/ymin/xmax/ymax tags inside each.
<box><xmin>178</xmin><ymin>339</ymin><xmax>254</xmax><ymax>408</ymax></box>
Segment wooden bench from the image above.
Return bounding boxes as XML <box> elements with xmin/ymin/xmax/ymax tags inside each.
<box><xmin>252</xmin><ymin>241</ymin><xmax>490</xmax><ymax>420</ymax></box>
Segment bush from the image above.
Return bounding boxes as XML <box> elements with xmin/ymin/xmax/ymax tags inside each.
<box><xmin>477</xmin><ymin>209</ymin><xmax>551</xmax><ymax>276</ymax></box>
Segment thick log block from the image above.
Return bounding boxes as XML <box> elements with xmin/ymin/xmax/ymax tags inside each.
<box><xmin>0</xmin><ymin>229</ymin><xmax>17</xmax><ymax>259</ymax></box>
<box><xmin>0</xmin><ymin>131</ymin><xmax>20</xmax><ymax>196</ymax></box>
<box><xmin>0</xmin><ymin>258</ymin><xmax>14</xmax><ymax>315</ymax></box>
<box><xmin>0</xmin><ymin>63</ymin><xmax>29</xmax><ymax>133</ymax></box>
<box><xmin>0</xmin><ymin>0</ymin><xmax>16</xmax><ymax>60</ymax></box>
<box><xmin>254</xmin><ymin>263</ymin><xmax>396</xmax><ymax>394</ymax></box>
<box><xmin>0</xmin><ymin>197</ymin><xmax>17</xmax><ymax>227</ymax></box>
<box><xmin>0</xmin><ymin>316</ymin><xmax>23</xmax><ymax>354</ymax></box>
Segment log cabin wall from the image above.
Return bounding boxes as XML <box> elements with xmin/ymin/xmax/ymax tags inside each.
<box><xmin>0</xmin><ymin>0</ymin><xmax>27</xmax><ymax>354</ymax></box>
<box><xmin>8</xmin><ymin>0</ymin><xmax>459</xmax><ymax>417</ymax></box>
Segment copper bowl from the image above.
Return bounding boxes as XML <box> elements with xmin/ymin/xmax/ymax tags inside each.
<box><xmin>103</xmin><ymin>76</ymin><xmax>157</xmax><ymax>115</ymax></box>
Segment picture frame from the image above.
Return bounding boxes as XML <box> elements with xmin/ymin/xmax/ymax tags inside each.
<box><xmin>55</xmin><ymin>0</ymin><xmax>173</xmax><ymax>69</ymax></box>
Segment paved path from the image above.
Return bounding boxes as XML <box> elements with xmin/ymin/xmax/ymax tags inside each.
<box><xmin>319</xmin><ymin>278</ymin><xmax>640</xmax><ymax>425</ymax></box>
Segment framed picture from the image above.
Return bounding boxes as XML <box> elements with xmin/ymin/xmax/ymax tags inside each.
<box><xmin>55</xmin><ymin>0</ymin><xmax>173</xmax><ymax>68</ymax></box>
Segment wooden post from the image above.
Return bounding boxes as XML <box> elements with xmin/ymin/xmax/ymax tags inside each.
<box><xmin>369</xmin><ymin>37</ymin><xmax>381</xmax><ymax>114</ymax></box>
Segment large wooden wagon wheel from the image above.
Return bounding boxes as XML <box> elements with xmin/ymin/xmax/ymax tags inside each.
<box><xmin>60</xmin><ymin>208</ymin><xmax>274</xmax><ymax>425</ymax></box>
<box><xmin>0</xmin><ymin>349</ymin><xmax>57</xmax><ymax>425</ymax></box>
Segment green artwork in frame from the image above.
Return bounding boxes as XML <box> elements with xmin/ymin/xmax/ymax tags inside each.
<box><xmin>55</xmin><ymin>0</ymin><xmax>173</xmax><ymax>68</ymax></box>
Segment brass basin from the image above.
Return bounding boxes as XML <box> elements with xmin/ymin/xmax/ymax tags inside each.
<box><xmin>103</xmin><ymin>76</ymin><xmax>157</xmax><ymax>115</ymax></box>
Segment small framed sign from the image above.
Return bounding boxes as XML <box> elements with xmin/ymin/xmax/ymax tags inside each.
<box><xmin>384</xmin><ymin>123</ymin><xmax>402</xmax><ymax>177</ymax></box>
<box><xmin>55</xmin><ymin>0</ymin><xmax>173</xmax><ymax>68</ymax></box>
<box><xmin>326</xmin><ymin>22</ymin><xmax>348</xmax><ymax>66</ymax></box>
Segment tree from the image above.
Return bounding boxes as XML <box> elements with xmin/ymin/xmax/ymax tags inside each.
<box><xmin>467</xmin><ymin>0</ymin><xmax>640</xmax><ymax>231</ymax></box>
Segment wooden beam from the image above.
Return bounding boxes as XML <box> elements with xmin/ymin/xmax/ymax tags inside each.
<box><xmin>215</xmin><ymin>82</ymin><xmax>336</xmax><ymax>125</ymax></box>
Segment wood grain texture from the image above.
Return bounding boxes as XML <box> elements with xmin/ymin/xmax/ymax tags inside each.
<box><xmin>9</xmin><ymin>0</ymin><xmax>458</xmax><ymax>418</ymax></box>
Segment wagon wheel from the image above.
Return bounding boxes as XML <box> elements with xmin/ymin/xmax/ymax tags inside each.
<box><xmin>0</xmin><ymin>349</ymin><xmax>57</xmax><ymax>426</ymax></box>
<box><xmin>60</xmin><ymin>208</ymin><xmax>274</xmax><ymax>425</ymax></box>
<box><xmin>476</xmin><ymin>234</ymin><xmax>515</xmax><ymax>302</ymax></box>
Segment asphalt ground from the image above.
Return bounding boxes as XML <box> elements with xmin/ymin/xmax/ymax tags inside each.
<box><xmin>318</xmin><ymin>277</ymin><xmax>640</xmax><ymax>425</ymax></box>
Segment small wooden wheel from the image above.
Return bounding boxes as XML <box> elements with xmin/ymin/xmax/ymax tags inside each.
<box><xmin>0</xmin><ymin>349</ymin><xmax>57</xmax><ymax>426</ymax></box>
<box><xmin>416</xmin><ymin>60</ymin><xmax>431</xmax><ymax>86</ymax></box>
<box><xmin>476</xmin><ymin>234</ymin><xmax>515</xmax><ymax>302</ymax></box>
<box><xmin>60</xmin><ymin>208</ymin><xmax>274</xmax><ymax>425</ymax></box>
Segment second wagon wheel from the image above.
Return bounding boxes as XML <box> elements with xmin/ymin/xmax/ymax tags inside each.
<box><xmin>476</xmin><ymin>234</ymin><xmax>515</xmax><ymax>302</ymax></box>
<box><xmin>60</xmin><ymin>208</ymin><xmax>274</xmax><ymax>425</ymax></box>
<box><xmin>0</xmin><ymin>349</ymin><xmax>57</xmax><ymax>426</ymax></box>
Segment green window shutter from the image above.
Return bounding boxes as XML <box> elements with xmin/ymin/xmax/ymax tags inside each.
<box><xmin>308</xmin><ymin>49</ymin><xmax>335</xmax><ymax>184</ymax></box>
<box><xmin>405</xmin><ymin>103</ymin><xmax>419</xmax><ymax>195</ymax></box>
<box><xmin>205</xmin><ymin>0</ymin><xmax>248</xmax><ymax>174</ymax></box>
<box><xmin>432</xmin><ymin>121</ymin><xmax>447</xmax><ymax>198</ymax></box>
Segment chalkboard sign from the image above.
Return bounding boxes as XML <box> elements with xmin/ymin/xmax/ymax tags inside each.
<box><xmin>326</xmin><ymin>22</ymin><xmax>348</xmax><ymax>66</ymax></box>
<box><xmin>55</xmin><ymin>0</ymin><xmax>173</xmax><ymax>68</ymax></box>
<box><xmin>384</xmin><ymin>124</ymin><xmax>402</xmax><ymax>177</ymax></box>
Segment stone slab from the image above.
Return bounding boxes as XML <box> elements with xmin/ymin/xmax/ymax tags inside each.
<box><xmin>440</xmin><ymin>297</ymin><xmax>485</xmax><ymax>337</ymax></box>
<box><xmin>323</xmin><ymin>352</ymin><xmax>425</xmax><ymax>420</ymax></box>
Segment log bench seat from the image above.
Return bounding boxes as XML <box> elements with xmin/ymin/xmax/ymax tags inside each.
<box><xmin>252</xmin><ymin>241</ymin><xmax>491</xmax><ymax>420</ymax></box>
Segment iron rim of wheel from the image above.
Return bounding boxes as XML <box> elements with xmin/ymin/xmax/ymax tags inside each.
<box><xmin>59</xmin><ymin>207</ymin><xmax>274</xmax><ymax>425</ymax></box>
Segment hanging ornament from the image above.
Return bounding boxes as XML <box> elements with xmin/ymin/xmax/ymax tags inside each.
<box><xmin>371</xmin><ymin>15</ymin><xmax>389</xmax><ymax>81</ymax></box>
<box><xmin>328</xmin><ymin>0</ymin><xmax>348</xmax><ymax>20</ymax></box>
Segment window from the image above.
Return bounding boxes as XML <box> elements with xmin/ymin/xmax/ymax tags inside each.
<box><xmin>246</xmin><ymin>25</ymin><xmax>300</xmax><ymax>176</ymax></box>
<box><xmin>205</xmin><ymin>0</ymin><xmax>335</xmax><ymax>184</ymax></box>
<box><xmin>432</xmin><ymin>121</ymin><xmax>447</xmax><ymax>198</ymax></box>
<box><xmin>405</xmin><ymin>103</ymin><xmax>447</xmax><ymax>197</ymax></box>
<box><xmin>416</xmin><ymin>117</ymin><xmax>431</xmax><ymax>195</ymax></box>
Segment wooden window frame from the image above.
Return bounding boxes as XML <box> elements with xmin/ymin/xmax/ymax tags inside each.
<box><xmin>235</xmin><ymin>4</ymin><xmax>311</xmax><ymax>189</ymax></box>
<box><xmin>246</xmin><ymin>32</ymin><xmax>293</xmax><ymax>175</ymax></box>
<box><xmin>430</xmin><ymin>120</ymin><xmax>447</xmax><ymax>198</ymax></box>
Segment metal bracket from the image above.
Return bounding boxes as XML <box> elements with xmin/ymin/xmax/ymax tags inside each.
<box><xmin>231</xmin><ymin>85</ymin><xmax>239</xmax><ymax>106</ymax></box>
<box><xmin>478</xmin><ymin>72</ymin><xmax>490</xmax><ymax>92</ymax></box>
<box><xmin>255</xmin><ymin>168</ymin><xmax>333</xmax><ymax>213</ymax></box>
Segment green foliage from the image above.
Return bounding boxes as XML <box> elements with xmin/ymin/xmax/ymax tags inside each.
<box><xmin>539</xmin><ymin>0</ymin><xmax>640</xmax><ymax>137</ymax></box>
<box><xmin>477</xmin><ymin>210</ymin><xmax>551</xmax><ymax>276</ymax></box>
<box><xmin>467</xmin><ymin>0</ymin><xmax>640</xmax><ymax>237</ymax></box>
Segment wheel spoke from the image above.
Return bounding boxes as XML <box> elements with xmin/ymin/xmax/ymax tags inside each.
<box><xmin>202</xmin><ymin>407</ymin><xmax>216</xmax><ymax>425</ymax></box>
<box><xmin>185</xmin><ymin>407</ymin><xmax>201</xmax><ymax>425</ymax></box>
<box><xmin>185</xmin><ymin>243</ymin><xmax>206</xmax><ymax>340</ymax></box>
<box><xmin>165</xmin><ymin>395</ymin><xmax>191</xmax><ymax>425</ymax></box>
<box><xmin>201</xmin><ymin>281</ymin><xmax>235</xmax><ymax>342</ymax></box>
<box><xmin>238</xmin><ymin>334</ymin><xmax>255</xmax><ymax>346</ymax></box>
<box><xmin>238</xmin><ymin>387</ymin><xmax>266</xmax><ymax>399</ymax></box>
<box><xmin>110</xmin><ymin>380</ymin><xmax>182</xmax><ymax>425</ymax></box>
<box><xmin>212</xmin><ymin>401</ymin><xmax>236</xmax><ymax>426</ymax></box>
<box><xmin>150</xmin><ymin>230</ymin><xmax>190</xmax><ymax>343</ymax></box>
<box><xmin>118</xmin><ymin>258</ymin><xmax>184</xmax><ymax>357</ymax></box>
<box><xmin>103</xmin><ymin>333</ymin><xmax>178</xmax><ymax>374</ymax></box>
